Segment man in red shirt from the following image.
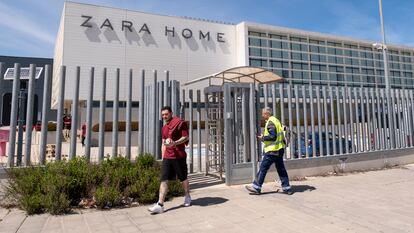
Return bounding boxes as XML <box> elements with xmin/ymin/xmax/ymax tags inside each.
<box><xmin>148</xmin><ymin>106</ymin><xmax>191</xmax><ymax>214</ymax></box>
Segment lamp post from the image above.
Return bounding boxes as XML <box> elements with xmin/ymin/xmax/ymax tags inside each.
<box><xmin>378</xmin><ymin>0</ymin><xmax>390</xmax><ymax>93</ymax></box>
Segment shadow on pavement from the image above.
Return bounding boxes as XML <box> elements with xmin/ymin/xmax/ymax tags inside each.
<box><xmin>165</xmin><ymin>197</ymin><xmax>228</xmax><ymax>213</ymax></box>
<box><xmin>291</xmin><ymin>185</ymin><xmax>316</xmax><ymax>192</ymax></box>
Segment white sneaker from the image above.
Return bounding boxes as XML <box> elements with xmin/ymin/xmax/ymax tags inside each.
<box><xmin>184</xmin><ymin>195</ymin><xmax>191</xmax><ymax>207</ymax></box>
<box><xmin>148</xmin><ymin>203</ymin><xmax>164</xmax><ymax>214</ymax></box>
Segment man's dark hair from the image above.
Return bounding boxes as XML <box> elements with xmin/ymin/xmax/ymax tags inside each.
<box><xmin>161</xmin><ymin>106</ymin><xmax>172</xmax><ymax>112</ymax></box>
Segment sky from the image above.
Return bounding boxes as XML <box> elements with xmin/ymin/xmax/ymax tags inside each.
<box><xmin>0</xmin><ymin>0</ymin><xmax>413</xmax><ymax>58</ymax></box>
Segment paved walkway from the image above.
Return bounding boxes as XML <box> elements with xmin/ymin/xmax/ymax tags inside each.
<box><xmin>1</xmin><ymin>165</ymin><xmax>414</xmax><ymax>233</ymax></box>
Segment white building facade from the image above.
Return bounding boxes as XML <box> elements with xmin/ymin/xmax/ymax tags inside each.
<box><xmin>53</xmin><ymin>1</ymin><xmax>414</xmax><ymax>106</ymax></box>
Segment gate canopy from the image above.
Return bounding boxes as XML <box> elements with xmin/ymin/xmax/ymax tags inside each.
<box><xmin>184</xmin><ymin>66</ymin><xmax>283</xmax><ymax>86</ymax></box>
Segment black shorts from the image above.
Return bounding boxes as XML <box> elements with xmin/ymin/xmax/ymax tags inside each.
<box><xmin>161</xmin><ymin>157</ymin><xmax>188</xmax><ymax>182</ymax></box>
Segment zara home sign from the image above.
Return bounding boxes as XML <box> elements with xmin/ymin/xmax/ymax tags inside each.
<box><xmin>80</xmin><ymin>15</ymin><xmax>226</xmax><ymax>43</ymax></box>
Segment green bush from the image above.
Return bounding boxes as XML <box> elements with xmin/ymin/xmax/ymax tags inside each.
<box><xmin>1</xmin><ymin>155</ymin><xmax>184</xmax><ymax>215</ymax></box>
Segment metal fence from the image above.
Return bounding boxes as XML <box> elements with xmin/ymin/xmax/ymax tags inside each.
<box><xmin>2</xmin><ymin>63</ymin><xmax>414</xmax><ymax>179</ymax></box>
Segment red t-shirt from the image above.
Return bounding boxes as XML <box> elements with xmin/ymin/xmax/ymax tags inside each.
<box><xmin>162</xmin><ymin>117</ymin><xmax>188</xmax><ymax>159</ymax></box>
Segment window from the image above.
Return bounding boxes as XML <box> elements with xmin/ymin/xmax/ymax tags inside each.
<box><xmin>270</xmin><ymin>50</ymin><xmax>289</xmax><ymax>59</ymax></box>
<box><xmin>292</xmin><ymin>62</ymin><xmax>308</xmax><ymax>70</ymax></box>
<box><xmin>270</xmin><ymin>60</ymin><xmax>288</xmax><ymax>69</ymax></box>
<box><xmin>291</xmin><ymin>52</ymin><xmax>308</xmax><ymax>61</ymax></box>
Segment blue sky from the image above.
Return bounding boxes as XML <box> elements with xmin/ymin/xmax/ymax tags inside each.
<box><xmin>0</xmin><ymin>0</ymin><xmax>413</xmax><ymax>58</ymax></box>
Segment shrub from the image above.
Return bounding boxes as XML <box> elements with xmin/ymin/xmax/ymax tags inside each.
<box><xmin>95</xmin><ymin>186</ymin><xmax>121</xmax><ymax>209</ymax></box>
<box><xmin>1</xmin><ymin>155</ymin><xmax>184</xmax><ymax>215</ymax></box>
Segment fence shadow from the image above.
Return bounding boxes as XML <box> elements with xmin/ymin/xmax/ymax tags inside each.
<box><xmin>188</xmin><ymin>173</ymin><xmax>225</xmax><ymax>190</ymax></box>
<box><xmin>164</xmin><ymin>196</ymin><xmax>229</xmax><ymax>213</ymax></box>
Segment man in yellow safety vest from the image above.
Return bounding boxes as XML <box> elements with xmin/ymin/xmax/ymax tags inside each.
<box><xmin>245</xmin><ymin>107</ymin><xmax>293</xmax><ymax>195</ymax></box>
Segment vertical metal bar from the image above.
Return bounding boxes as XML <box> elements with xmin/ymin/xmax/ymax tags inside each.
<box><xmin>111</xmin><ymin>69</ymin><xmax>120</xmax><ymax>158</ymax></box>
<box><xmin>264</xmin><ymin>84</ymin><xmax>268</xmax><ymax>108</ymax></box>
<box><xmin>329</xmin><ymin>86</ymin><xmax>336</xmax><ymax>155</ymax></box>
<box><xmin>379</xmin><ymin>89</ymin><xmax>386</xmax><ymax>149</ymax></box>
<box><xmin>69</xmin><ymin>67</ymin><xmax>80</xmax><ymax>160</ymax></box>
<box><xmin>316</xmin><ymin>86</ymin><xmax>323</xmax><ymax>156</ymax></box>
<box><xmin>242</xmin><ymin>88</ymin><xmax>249</xmax><ymax>163</ymax></box>
<box><xmin>347</xmin><ymin>88</ymin><xmax>354</xmax><ymax>153</ymax></box>
<box><xmin>365</xmin><ymin>88</ymin><xmax>372</xmax><ymax>151</ymax></box>
<box><xmin>391</xmin><ymin>89</ymin><xmax>398</xmax><ymax>148</ymax></box>
<box><xmin>386</xmin><ymin>88</ymin><xmax>394</xmax><ymax>149</ymax></box>
<box><xmin>181</xmin><ymin>89</ymin><xmax>186</xmax><ymax>119</ymax></box>
<box><xmin>302</xmin><ymin>86</ymin><xmax>309</xmax><ymax>158</ymax></box>
<box><xmin>0</xmin><ymin>63</ymin><xmax>4</xmax><ymax>125</ymax></box>
<box><xmin>125</xmin><ymin>69</ymin><xmax>132</xmax><ymax>160</ymax></box>
<box><xmin>405</xmin><ymin>90</ymin><xmax>413</xmax><ymax>147</ymax></box>
<box><xmin>189</xmin><ymin>90</ymin><xmax>194</xmax><ymax>173</ymax></box>
<box><xmin>233</xmin><ymin>88</ymin><xmax>239</xmax><ymax>163</ymax></box>
<box><xmin>336</xmin><ymin>87</ymin><xmax>343</xmax><ymax>154</ymax></box>
<box><xmin>377</xmin><ymin>88</ymin><xmax>385</xmax><ymax>149</ymax></box>
<box><xmin>98</xmin><ymin>68</ymin><xmax>107</xmax><ymax>162</ymax></box>
<box><xmin>272</xmin><ymin>84</ymin><xmax>277</xmax><ymax>116</ymax></box>
<box><xmin>55</xmin><ymin>66</ymin><xmax>66</xmax><ymax>161</ymax></box>
<box><xmin>342</xmin><ymin>87</ymin><xmax>349</xmax><ymax>154</ymax></box>
<box><xmin>152</xmin><ymin>71</ymin><xmax>157</xmax><ymax>156</ymax></box>
<box><xmin>197</xmin><ymin>90</ymin><xmax>202</xmax><ymax>172</ymax></box>
<box><xmin>279</xmin><ymin>85</ymin><xmax>285</xmax><ymax>126</ymax></box>
<box><xmin>397</xmin><ymin>89</ymin><xmax>405</xmax><ymax>147</ymax></box>
<box><xmin>39</xmin><ymin>65</ymin><xmax>52</xmax><ymax>165</ymax></box>
<box><xmin>371</xmin><ymin>89</ymin><xmax>378</xmax><ymax>150</ymax></box>
<box><xmin>249</xmin><ymin>83</ymin><xmax>257</xmax><ymax>181</ymax></box>
<box><xmin>138</xmin><ymin>70</ymin><xmax>145</xmax><ymax>156</ymax></box>
<box><xmin>224</xmin><ymin>84</ymin><xmax>232</xmax><ymax>185</ymax></box>
<box><xmin>294</xmin><ymin>86</ymin><xmax>301</xmax><ymax>157</ymax></box>
<box><xmin>155</xmin><ymin>82</ymin><xmax>161</xmax><ymax>159</ymax></box>
<box><xmin>287</xmin><ymin>84</ymin><xmax>293</xmax><ymax>158</ymax></box>
<box><xmin>360</xmin><ymin>87</ymin><xmax>366</xmax><ymax>152</ymax></box>
<box><xmin>24</xmin><ymin>64</ymin><xmax>36</xmax><ymax>165</ymax></box>
<box><xmin>164</xmin><ymin>71</ymin><xmax>170</xmax><ymax>107</ymax></box>
<box><xmin>322</xmin><ymin>86</ymin><xmax>330</xmax><ymax>155</ymax></box>
<box><xmin>310</xmin><ymin>85</ymin><xmax>317</xmax><ymax>157</ymax></box>
<box><xmin>402</xmin><ymin>90</ymin><xmax>409</xmax><ymax>147</ymax></box>
<box><xmin>409</xmin><ymin>90</ymin><xmax>414</xmax><ymax>147</ymax></box>
<box><xmin>85</xmin><ymin>67</ymin><xmax>94</xmax><ymax>162</ymax></box>
<box><xmin>7</xmin><ymin>64</ymin><xmax>21</xmax><ymax>167</ymax></box>
<box><xmin>354</xmin><ymin>88</ymin><xmax>361</xmax><ymax>153</ymax></box>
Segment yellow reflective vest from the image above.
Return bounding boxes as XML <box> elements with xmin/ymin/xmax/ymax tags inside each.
<box><xmin>263</xmin><ymin>116</ymin><xmax>285</xmax><ymax>153</ymax></box>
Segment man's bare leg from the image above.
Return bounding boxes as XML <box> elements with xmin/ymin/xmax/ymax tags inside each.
<box><xmin>158</xmin><ymin>181</ymin><xmax>168</xmax><ymax>205</ymax></box>
<box><xmin>182</xmin><ymin>179</ymin><xmax>190</xmax><ymax>196</ymax></box>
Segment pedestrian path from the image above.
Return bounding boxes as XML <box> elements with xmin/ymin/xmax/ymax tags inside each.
<box><xmin>1</xmin><ymin>165</ymin><xmax>414</xmax><ymax>233</ymax></box>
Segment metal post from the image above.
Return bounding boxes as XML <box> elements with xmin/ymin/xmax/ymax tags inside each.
<box><xmin>322</xmin><ymin>86</ymin><xmax>330</xmax><ymax>155</ymax></box>
<box><xmin>264</xmin><ymin>84</ymin><xmax>268</xmax><ymax>108</ymax></box>
<box><xmin>112</xmin><ymin>69</ymin><xmax>120</xmax><ymax>158</ymax></box>
<box><xmin>359</xmin><ymin>87</ymin><xmax>366</xmax><ymax>152</ymax></box>
<box><xmin>391</xmin><ymin>89</ymin><xmax>398</xmax><ymax>148</ymax></box>
<box><xmin>409</xmin><ymin>90</ymin><xmax>414</xmax><ymax>147</ymax></box>
<box><xmin>16</xmin><ymin>86</ymin><xmax>24</xmax><ymax>166</ymax></box>
<box><xmin>329</xmin><ymin>86</ymin><xmax>337</xmax><ymax>155</ymax></box>
<box><xmin>98</xmin><ymin>68</ymin><xmax>107</xmax><ymax>162</ymax></box>
<box><xmin>7</xmin><ymin>63</ymin><xmax>20</xmax><ymax>167</ymax></box>
<box><xmin>279</xmin><ymin>85</ymin><xmax>285</xmax><ymax>125</ymax></box>
<box><xmin>249</xmin><ymin>83</ymin><xmax>257</xmax><ymax>181</ymax></box>
<box><xmin>371</xmin><ymin>89</ymin><xmax>379</xmax><ymax>150</ymax></box>
<box><xmin>197</xmin><ymin>90</ymin><xmax>202</xmax><ymax>172</ymax></box>
<box><xmin>302</xmin><ymin>86</ymin><xmax>309</xmax><ymax>158</ymax></box>
<box><xmin>189</xmin><ymin>90</ymin><xmax>194</xmax><ymax>173</ymax></box>
<box><xmin>378</xmin><ymin>0</ymin><xmax>390</xmax><ymax>94</ymax></box>
<box><xmin>365</xmin><ymin>88</ymin><xmax>372</xmax><ymax>151</ymax></box>
<box><xmin>85</xmin><ymin>67</ymin><xmax>94</xmax><ymax>162</ymax></box>
<box><xmin>55</xmin><ymin>66</ymin><xmax>66</xmax><ymax>161</ymax></box>
<box><xmin>294</xmin><ymin>86</ymin><xmax>301</xmax><ymax>157</ymax></box>
<box><xmin>348</xmin><ymin>88</ymin><xmax>354</xmax><ymax>153</ymax></box>
<box><xmin>287</xmin><ymin>84</ymin><xmax>293</xmax><ymax>158</ymax></box>
<box><xmin>39</xmin><ymin>65</ymin><xmax>52</xmax><ymax>165</ymax></box>
<box><xmin>354</xmin><ymin>88</ymin><xmax>361</xmax><ymax>153</ymax></box>
<box><xmin>164</xmin><ymin>71</ymin><xmax>170</xmax><ymax>108</ymax></box>
<box><xmin>138</xmin><ymin>70</ymin><xmax>145</xmax><ymax>156</ymax></box>
<box><xmin>152</xmin><ymin>71</ymin><xmax>157</xmax><ymax>156</ymax></box>
<box><xmin>272</xmin><ymin>84</ymin><xmax>277</xmax><ymax>117</ymax></box>
<box><xmin>377</xmin><ymin>88</ymin><xmax>385</xmax><ymax>149</ymax></box>
<box><xmin>181</xmin><ymin>89</ymin><xmax>186</xmax><ymax>119</ymax></box>
<box><xmin>125</xmin><ymin>69</ymin><xmax>132</xmax><ymax>160</ymax></box>
<box><xmin>24</xmin><ymin>64</ymin><xmax>36</xmax><ymax>165</ymax></box>
<box><xmin>342</xmin><ymin>87</ymin><xmax>349</xmax><ymax>154</ymax></box>
<box><xmin>69</xmin><ymin>67</ymin><xmax>80</xmax><ymax>160</ymax></box>
<box><xmin>336</xmin><ymin>87</ymin><xmax>343</xmax><ymax>154</ymax></box>
<box><xmin>309</xmin><ymin>85</ymin><xmax>317</xmax><ymax>157</ymax></box>
<box><xmin>380</xmin><ymin>89</ymin><xmax>387</xmax><ymax>149</ymax></box>
<box><xmin>316</xmin><ymin>86</ymin><xmax>323</xmax><ymax>156</ymax></box>
<box><xmin>242</xmin><ymin>88</ymin><xmax>250</xmax><ymax>163</ymax></box>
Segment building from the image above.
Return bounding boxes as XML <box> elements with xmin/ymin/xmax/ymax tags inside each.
<box><xmin>53</xmin><ymin>1</ymin><xmax>414</xmax><ymax>105</ymax></box>
<box><xmin>0</xmin><ymin>56</ymin><xmax>55</xmax><ymax>126</ymax></box>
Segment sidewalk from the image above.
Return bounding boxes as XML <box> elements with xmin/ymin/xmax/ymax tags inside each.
<box><xmin>1</xmin><ymin>165</ymin><xmax>414</xmax><ymax>233</ymax></box>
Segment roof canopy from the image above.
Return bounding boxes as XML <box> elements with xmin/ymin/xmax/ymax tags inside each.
<box><xmin>184</xmin><ymin>66</ymin><xmax>284</xmax><ymax>86</ymax></box>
